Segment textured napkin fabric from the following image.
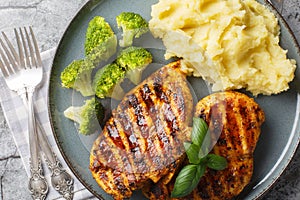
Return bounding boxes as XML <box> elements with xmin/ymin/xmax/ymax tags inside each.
<box><xmin>0</xmin><ymin>49</ymin><xmax>97</xmax><ymax>200</ymax></box>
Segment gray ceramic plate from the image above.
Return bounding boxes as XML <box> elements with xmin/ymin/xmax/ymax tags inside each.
<box><xmin>48</xmin><ymin>0</ymin><xmax>300</xmax><ymax>199</ymax></box>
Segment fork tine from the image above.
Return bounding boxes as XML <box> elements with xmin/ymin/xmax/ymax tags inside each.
<box><xmin>0</xmin><ymin>37</ymin><xmax>19</xmax><ymax>73</ymax></box>
<box><xmin>19</xmin><ymin>28</ymin><xmax>30</xmax><ymax>69</ymax></box>
<box><xmin>14</xmin><ymin>28</ymin><xmax>25</xmax><ymax>69</ymax></box>
<box><xmin>1</xmin><ymin>31</ymin><xmax>20</xmax><ymax>66</ymax></box>
<box><xmin>29</xmin><ymin>27</ymin><xmax>42</xmax><ymax>67</ymax></box>
<box><xmin>0</xmin><ymin>40</ymin><xmax>16</xmax><ymax>75</ymax></box>
<box><xmin>0</xmin><ymin>57</ymin><xmax>9</xmax><ymax>77</ymax></box>
<box><xmin>24</xmin><ymin>27</ymin><xmax>37</xmax><ymax>68</ymax></box>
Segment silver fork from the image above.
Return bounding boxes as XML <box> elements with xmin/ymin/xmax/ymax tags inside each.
<box><xmin>0</xmin><ymin>27</ymin><xmax>48</xmax><ymax>199</ymax></box>
<box><xmin>0</xmin><ymin>27</ymin><xmax>74</xmax><ymax>199</ymax></box>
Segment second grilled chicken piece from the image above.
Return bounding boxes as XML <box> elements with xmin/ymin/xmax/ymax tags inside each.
<box><xmin>90</xmin><ymin>61</ymin><xmax>193</xmax><ymax>200</ymax></box>
<box><xmin>143</xmin><ymin>91</ymin><xmax>265</xmax><ymax>200</ymax></box>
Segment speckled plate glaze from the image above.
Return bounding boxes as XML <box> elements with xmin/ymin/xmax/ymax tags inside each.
<box><xmin>48</xmin><ymin>0</ymin><xmax>300</xmax><ymax>199</ymax></box>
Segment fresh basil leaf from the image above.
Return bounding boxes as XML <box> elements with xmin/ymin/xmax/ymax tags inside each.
<box><xmin>171</xmin><ymin>164</ymin><xmax>206</xmax><ymax>198</ymax></box>
<box><xmin>183</xmin><ymin>142</ymin><xmax>191</xmax><ymax>151</ymax></box>
<box><xmin>206</xmin><ymin>154</ymin><xmax>228</xmax><ymax>170</ymax></box>
<box><xmin>198</xmin><ymin>148</ymin><xmax>206</xmax><ymax>159</ymax></box>
<box><xmin>184</xmin><ymin>142</ymin><xmax>201</xmax><ymax>164</ymax></box>
<box><xmin>191</xmin><ymin>117</ymin><xmax>208</xmax><ymax>147</ymax></box>
<box><xmin>201</xmin><ymin>129</ymin><xmax>211</xmax><ymax>155</ymax></box>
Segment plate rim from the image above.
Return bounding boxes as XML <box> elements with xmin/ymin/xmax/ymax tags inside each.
<box><xmin>47</xmin><ymin>0</ymin><xmax>300</xmax><ymax>199</ymax></box>
<box><xmin>250</xmin><ymin>1</ymin><xmax>300</xmax><ymax>199</ymax></box>
<box><xmin>48</xmin><ymin>0</ymin><xmax>107</xmax><ymax>199</ymax></box>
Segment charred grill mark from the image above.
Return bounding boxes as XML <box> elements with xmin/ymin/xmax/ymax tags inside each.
<box><xmin>224</xmin><ymin>98</ymin><xmax>242</xmax><ymax>155</ymax></box>
<box><xmin>128</xmin><ymin>94</ymin><xmax>149</xmax><ymax>138</ymax></box>
<box><xmin>97</xmin><ymin>136</ymin><xmax>119</xmax><ymax>167</ymax></box>
<box><xmin>237</xmin><ymin>97</ymin><xmax>263</xmax><ymax>154</ymax></box>
<box><xmin>99</xmin><ymin>130</ymin><xmax>133</xmax><ymax>187</ymax></box>
<box><xmin>127</xmin><ymin>91</ymin><xmax>166</xmax><ymax>175</ymax></box>
<box><xmin>138</xmin><ymin>84</ymin><xmax>164</xmax><ymax>170</ymax></box>
<box><xmin>118</xmin><ymin>104</ymin><xmax>140</xmax><ymax>151</ymax></box>
<box><xmin>171</xmin><ymin>84</ymin><xmax>187</xmax><ymax>123</ymax></box>
<box><xmin>112</xmin><ymin>170</ymin><xmax>130</xmax><ymax>196</ymax></box>
<box><xmin>151</xmin><ymin>84</ymin><xmax>179</xmax><ymax>160</ymax></box>
<box><xmin>98</xmin><ymin>168</ymin><xmax>114</xmax><ymax>195</ymax></box>
<box><xmin>104</xmin><ymin>120</ymin><xmax>138</xmax><ymax>188</ymax></box>
<box><xmin>99</xmin><ymin>168</ymin><xmax>109</xmax><ymax>183</ymax></box>
<box><xmin>147</xmin><ymin>136</ymin><xmax>164</xmax><ymax>170</ymax></box>
<box><xmin>207</xmin><ymin>99</ymin><xmax>227</xmax><ymax>156</ymax></box>
<box><xmin>153</xmin><ymin>80</ymin><xmax>169</xmax><ymax>103</ymax></box>
<box><xmin>111</xmin><ymin>113</ymin><xmax>140</xmax><ymax>188</ymax></box>
<box><xmin>155</xmin><ymin>71</ymin><xmax>191</xmax><ymax>159</ymax></box>
<box><xmin>119</xmin><ymin>104</ymin><xmax>150</xmax><ymax>175</ymax></box>
<box><xmin>142</xmin><ymin>85</ymin><xmax>173</xmax><ymax>166</ymax></box>
<box><xmin>143</xmin><ymin>81</ymin><xmax>171</xmax><ymax>150</ymax></box>
<box><xmin>102</xmin><ymin>104</ymin><xmax>149</xmax><ymax>183</ymax></box>
<box><xmin>141</xmin><ymin>84</ymin><xmax>153</xmax><ymax>106</ymax></box>
<box><xmin>107</xmin><ymin>120</ymin><xmax>125</xmax><ymax>150</ymax></box>
<box><xmin>116</xmin><ymin>111</ymin><xmax>135</xmax><ymax>151</ymax></box>
<box><xmin>163</xmin><ymin>103</ymin><xmax>179</xmax><ymax>141</ymax></box>
<box><xmin>237</xmin><ymin>98</ymin><xmax>253</xmax><ymax>153</ymax></box>
<box><xmin>139</xmin><ymin>78</ymin><xmax>185</xmax><ymax>168</ymax></box>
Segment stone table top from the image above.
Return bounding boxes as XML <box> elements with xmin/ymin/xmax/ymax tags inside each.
<box><xmin>0</xmin><ymin>0</ymin><xmax>299</xmax><ymax>199</ymax></box>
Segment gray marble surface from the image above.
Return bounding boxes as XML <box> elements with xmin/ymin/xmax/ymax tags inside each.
<box><xmin>0</xmin><ymin>0</ymin><xmax>299</xmax><ymax>199</ymax></box>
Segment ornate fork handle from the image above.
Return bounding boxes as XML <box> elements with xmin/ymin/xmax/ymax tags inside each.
<box><xmin>28</xmin><ymin>157</ymin><xmax>48</xmax><ymax>200</ymax></box>
<box><xmin>26</xmin><ymin>88</ymin><xmax>49</xmax><ymax>200</ymax></box>
<box><xmin>45</xmin><ymin>153</ymin><xmax>74</xmax><ymax>200</ymax></box>
<box><xmin>36</xmin><ymin>121</ymin><xmax>74</xmax><ymax>199</ymax></box>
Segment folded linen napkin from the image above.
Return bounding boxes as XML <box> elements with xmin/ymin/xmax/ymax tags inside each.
<box><xmin>0</xmin><ymin>48</ymin><xmax>97</xmax><ymax>200</ymax></box>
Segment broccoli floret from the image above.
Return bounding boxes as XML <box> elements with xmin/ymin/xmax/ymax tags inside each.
<box><xmin>93</xmin><ymin>62</ymin><xmax>126</xmax><ymax>100</ymax></box>
<box><xmin>85</xmin><ymin>16</ymin><xmax>117</xmax><ymax>57</ymax></box>
<box><xmin>64</xmin><ymin>98</ymin><xmax>105</xmax><ymax>135</ymax></box>
<box><xmin>60</xmin><ymin>59</ymin><xmax>94</xmax><ymax>96</ymax></box>
<box><xmin>116</xmin><ymin>12</ymin><xmax>149</xmax><ymax>47</ymax></box>
<box><xmin>61</xmin><ymin>16</ymin><xmax>117</xmax><ymax>97</ymax></box>
<box><xmin>86</xmin><ymin>35</ymin><xmax>117</xmax><ymax>66</ymax></box>
<box><xmin>116</xmin><ymin>46</ymin><xmax>152</xmax><ymax>84</ymax></box>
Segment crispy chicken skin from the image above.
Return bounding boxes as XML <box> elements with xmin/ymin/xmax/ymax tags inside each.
<box><xmin>143</xmin><ymin>91</ymin><xmax>265</xmax><ymax>200</ymax></box>
<box><xmin>90</xmin><ymin>61</ymin><xmax>193</xmax><ymax>200</ymax></box>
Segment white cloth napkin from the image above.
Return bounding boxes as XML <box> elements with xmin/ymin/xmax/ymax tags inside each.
<box><xmin>0</xmin><ymin>48</ymin><xmax>97</xmax><ymax>200</ymax></box>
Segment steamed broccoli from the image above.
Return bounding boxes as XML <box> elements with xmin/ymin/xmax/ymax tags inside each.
<box><xmin>86</xmin><ymin>35</ymin><xmax>117</xmax><ymax>66</ymax></box>
<box><xmin>64</xmin><ymin>97</ymin><xmax>104</xmax><ymax>135</ymax></box>
<box><xmin>116</xmin><ymin>46</ymin><xmax>152</xmax><ymax>84</ymax></box>
<box><xmin>60</xmin><ymin>59</ymin><xmax>94</xmax><ymax>96</ymax></box>
<box><xmin>116</xmin><ymin>12</ymin><xmax>149</xmax><ymax>47</ymax></box>
<box><xmin>93</xmin><ymin>62</ymin><xmax>126</xmax><ymax>100</ymax></box>
<box><xmin>85</xmin><ymin>16</ymin><xmax>117</xmax><ymax>57</ymax></box>
<box><xmin>61</xmin><ymin>16</ymin><xmax>117</xmax><ymax>97</ymax></box>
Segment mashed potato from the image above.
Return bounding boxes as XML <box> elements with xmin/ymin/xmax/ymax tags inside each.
<box><xmin>149</xmin><ymin>0</ymin><xmax>296</xmax><ymax>96</ymax></box>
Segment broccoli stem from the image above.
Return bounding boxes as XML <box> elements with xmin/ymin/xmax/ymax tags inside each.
<box><xmin>126</xmin><ymin>65</ymin><xmax>147</xmax><ymax>85</ymax></box>
<box><xmin>75</xmin><ymin>82</ymin><xmax>94</xmax><ymax>96</ymax></box>
<box><xmin>119</xmin><ymin>31</ymin><xmax>135</xmax><ymax>47</ymax></box>
<box><xmin>63</xmin><ymin>106</ymin><xmax>83</xmax><ymax>124</ymax></box>
<box><xmin>73</xmin><ymin>70</ymin><xmax>94</xmax><ymax>96</ymax></box>
<box><xmin>107</xmin><ymin>83</ymin><xmax>125</xmax><ymax>100</ymax></box>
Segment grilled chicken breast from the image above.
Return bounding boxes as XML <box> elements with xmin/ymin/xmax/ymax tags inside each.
<box><xmin>90</xmin><ymin>61</ymin><xmax>193</xmax><ymax>200</ymax></box>
<box><xmin>143</xmin><ymin>91</ymin><xmax>265</xmax><ymax>200</ymax></box>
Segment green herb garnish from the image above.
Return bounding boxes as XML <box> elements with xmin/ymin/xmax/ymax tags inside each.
<box><xmin>171</xmin><ymin>117</ymin><xmax>228</xmax><ymax>198</ymax></box>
